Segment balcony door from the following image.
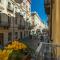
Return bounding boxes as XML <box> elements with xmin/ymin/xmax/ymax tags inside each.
<box><xmin>0</xmin><ymin>33</ymin><xmax>4</xmax><ymax>46</ymax></box>
<box><xmin>0</xmin><ymin>13</ymin><xmax>1</xmax><ymax>23</ymax></box>
<box><xmin>20</xmin><ymin>32</ymin><xmax>22</xmax><ymax>39</ymax></box>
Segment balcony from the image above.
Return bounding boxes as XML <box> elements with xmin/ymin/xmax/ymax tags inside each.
<box><xmin>28</xmin><ymin>26</ymin><xmax>32</xmax><ymax>30</ymax></box>
<box><xmin>28</xmin><ymin>25</ymin><xmax>33</xmax><ymax>30</ymax></box>
<box><xmin>7</xmin><ymin>2</ymin><xmax>14</xmax><ymax>13</ymax></box>
<box><xmin>15</xmin><ymin>0</ymin><xmax>23</xmax><ymax>4</ymax></box>
<box><xmin>0</xmin><ymin>0</ymin><xmax>4</xmax><ymax>10</ymax></box>
<box><xmin>27</xmin><ymin>22</ymin><xmax>35</xmax><ymax>30</ymax></box>
<box><xmin>0</xmin><ymin>22</ymin><xmax>10</xmax><ymax>29</ymax></box>
<box><xmin>18</xmin><ymin>24</ymin><xmax>25</xmax><ymax>29</ymax></box>
<box><xmin>20</xmin><ymin>11</ymin><xmax>25</xmax><ymax>16</ymax></box>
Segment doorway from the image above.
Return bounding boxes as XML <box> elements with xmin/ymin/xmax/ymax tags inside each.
<box><xmin>0</xmin><ymin>33</ymin><xmax>4</xmax><ymax>46</ymax></box>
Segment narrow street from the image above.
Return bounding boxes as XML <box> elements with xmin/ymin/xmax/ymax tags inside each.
<box><xmin>0</xmin><ymin>0</ymin><xmax>60</xmax><ymax>60</ymax></box>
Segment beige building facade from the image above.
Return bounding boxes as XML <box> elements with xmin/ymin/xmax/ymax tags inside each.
<box><xmin>31</xmin><ymin>12</ymin><xmax>46</xmax><ymax>35</ymax></box>
<box><xmin>0</xmin><ymin>0</ymin><xmax>32</xmax><ymax>47</ymax></box>
<box><xmin>45</xmin><ymin>0</ymin><xmax>60</xmax><ymax>58</ymax></box>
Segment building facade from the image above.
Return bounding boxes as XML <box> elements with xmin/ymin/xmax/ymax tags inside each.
<box><xmin>31</xmin><ymin>12</ymin><xmax>46</xmax><ymax>35</ymax></box>
<box><xmin>19</xmin><ymin>0</ymin><xmax>32</xmax><ymax>40</ymax></box>
<box><xmin>44</xmin><ymin>0</ymin><xmax>52</xmax><ymax>41</ymax></box>
<box><xmin>0</xmin><ymin>0</ymin><xmax>16</xmax><ymax>46</ymax></box>
<box><xmin>0</xmin><ymin>0</ymin><xmax>32</xmax><ymax>47</ymax></box>
<box><xmin>45</xmin><ymin>0</ymin><xmax>60</xmax><ymax>58</ymax></box>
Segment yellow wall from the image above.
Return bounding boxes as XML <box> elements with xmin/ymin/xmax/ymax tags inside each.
<box><xmin>52</xmin><ymin>0</ymin><xmax>60</xmax><ymax>57</ymax></box>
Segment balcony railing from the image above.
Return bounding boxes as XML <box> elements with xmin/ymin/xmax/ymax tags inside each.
<box><xmin>35</xmin><ymin>42</ymin><xmax>60</xmax><ymax>60</ymax></box>
<box><xmin>7</xmin><ymin>7</ymin><xmax>13</xmax><ymax>12</ymax></box>
<box><xmin>15</xmin><ymin>0</ymin><xmax>23</xmax><ymax>4</ymax></box>
<box><xmin>28</xmin><ymin>25</ymin><xmax>33</xmax><ymax>30</ymax></box>
<box><xmin>0</xmin><ymin>22</ymin><xmax>10</xmax><ymax>29</ymax></box>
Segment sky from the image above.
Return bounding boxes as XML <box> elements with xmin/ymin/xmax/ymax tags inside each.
<box><xmin>31</xmin><ymin>0</ymin><xmax>48</xmax><ymax>24</ymax></box>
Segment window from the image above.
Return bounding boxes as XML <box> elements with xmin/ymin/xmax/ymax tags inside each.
<box><xmin>8</xmin><ymin>32</ymin><xmax>12</xmax><ymax>41</ymax></box>
<box><xmin>20</xmin><ymin>15</ymin><xmax>23</xmax><ymax>28</ymax></box>
<box><xmin>29</xmin><ymin>31</ymin><xmax>30</xmax><ymax>36</ymax></box>
<box><xmin>8</xmin><ymin>16</ymin><xmax>11</xmax><ymax>24</ymax></box>
<box><xmin>24</xmin><ymin>32</ymin><xmax>25</xmax><ymax>37</ymax></box>
<box><xmin>0</xmin><ymin>13</ymin><xmax>1</xmax><ymax>23</ymax></box>
<box><xmin>20</xmin><ymin>32</ymin><xmax>22</xmax><ymax>39</ymax></box>
<box><xmin>15</xmin><ymin>17</ymin><xmax>17</xmax><ymax>24</ymax></box>
<box><xmin>0</xmin><ymin>33</ymin><xmax>3</xmax><ymax>46</ymax></box>
<box><xmin>8</xmin><ymin>2</ymin><xmax>11</xmax><ymax>8</ymax></box>
<box><xmin>7</xmin><ymin>2</ymin><xmax>14</xmax><ymax>12</ymax></box>
<box><xmin>15</xmin><ymin>32</ymin><xmax>18</xmax><ymax>39</ymax></box>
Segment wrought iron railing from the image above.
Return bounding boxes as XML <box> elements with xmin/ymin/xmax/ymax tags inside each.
<box><xmin>0</xmin><ymin>22</ymin><xmax>10</xmax><ymax>29</ymax></box>
<box><xmin>35</xmin><ymin>42</ymin><xmax>60</xmax><ymax>60</ymax></box>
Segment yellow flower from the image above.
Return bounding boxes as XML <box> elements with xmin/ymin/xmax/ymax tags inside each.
<box><xmin>0</xmin><ymin>40</ymin><xmax>28</xmax><ymax>60</ymax></box>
